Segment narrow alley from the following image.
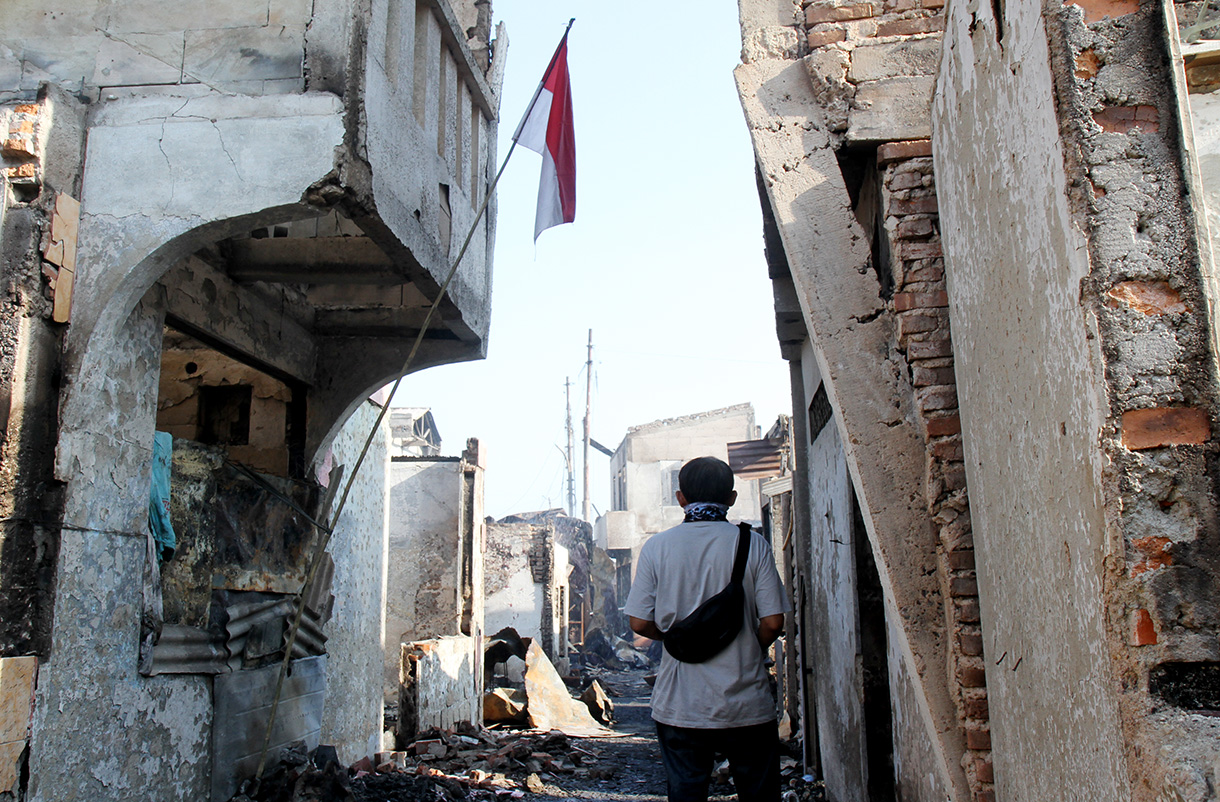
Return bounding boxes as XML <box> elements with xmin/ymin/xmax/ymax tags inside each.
<box><xmin>6</xmin><ymin>0</ymin><xmax>1220</xmax><ymax>800</ymax></box>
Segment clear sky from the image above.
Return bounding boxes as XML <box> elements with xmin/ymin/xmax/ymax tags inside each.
<box><xmin>392</xmin><ymin>1</ymin><xmax>792</xmax><ymax>519</ymax></box>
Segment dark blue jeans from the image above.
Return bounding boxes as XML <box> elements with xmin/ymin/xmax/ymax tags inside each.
<box><xmin>654</xmin><ymin>720</ymin><xmax>781</xmax><ymax>802</ymax></box>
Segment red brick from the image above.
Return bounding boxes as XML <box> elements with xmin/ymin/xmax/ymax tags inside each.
<box><xmin>875</xmin><ymin>14</ymin><xmax>945</xmax><ymax>35</ymax></box>
<box><xmin>960</xmin><ymin>667</ymin><xmax>988</xmax><ymax>689</ymax></box>
<box><xmin>975</xmin><ymin>758</ymin><xmax>994</xmax><ymax>783</ymax></box>
<box><xmin>925</xmin><ymin>413</ymin><xmax>961</xmax><ymax>437</ymax></box>
<box><xmin>960</xmin><ymin>633</ymin><xmax>984</xmax><ymax>656</ymax></box>
<box><xmin>1106</xmin><ymin>280</ymin><xmax>1187</xmax><ymax>315</ymax></box>
<box><xmin>888</xmin><ymin>171</ymin><xmax>924</xmax><ymax>190</ymax></box>
<box><xmin>894</xmin><ymin>290</ymin><xmax>948</xmax><ymax>311</ymax></box>
<box><xmin>974</xmin><ymin>791</ymin><xmax>996</xmax><ymax>802</ymax></box>
<box><xmin>931</xmin><ymin>435</ymin><xmax>964</xmax><ymax>460</ymax></box>
<box><xmin>898</xmin><ymin>313</ymin><xmax>942</xmax><ymax>338</ymax></box>
<box><xmin>957</xmin><ymin>598</ymin><xmax>980</xmax><ymax>623</ymax></box>
<box><xmin>943</xmin><ymin>462</ymin><xmax>967</xmax><ymax>491</ymax></box>
<box><xmin>806</xmin><ymin>27</ymin><xmax>849</xmax><ymax>48</ymax></box>
<box><xmin>1093</xmin><ymin>105</ymin><xmax>1159</xmax><ymax>134</ymax></box>
<box><xmin>1130</xmin><ymin>535</ymin><xmax>1173</xmax><ymax>577</ymax></box>
<box><xmin>918</xmin><ymin>385</ymin><xmax>958</xmax><ymax>412</ymax></box>
<box><xmin>964</xmin><ymin>725</ymin><xmax>991</xmax><ymax>749</ymax></box>
<box><xmin>889</xmin><ymin>195</ymin><xmax>939</xmax><ymax>215</ymax></box>
<box><xmin>896</xmin><ymin>216</ymin><xmax>935</xmax><ymax>238</ymax></box>
<box><xmin>1067</xmin><ymin>0</ymin><xmax>1139</xmax><ymax>23</ymax></box>
<box><xmin>1121</xmin><ymin>407</ymin><xmax>1210</xmax><ymax>450</ymax></box>
<box><xmin>13</xmin><ymin>104</ymin><xmax>39</xmax><ymax>116</ymax></box>
<box><xmin>950</xmin><ymin>575</ymin><xmax>977</xmax><ymax>597</ymax></box>
<box><xmin>899</xmin><ymin>240</ymin><xmax>943</xmax><ymax>260</ymax></box>
<box><xmin>914</xmin><ymin>367</ymin><xmax>956</xmax><ymax>388</ymax></box>
<box><xmin>908</xmin><ymin>339</ymin><xmax>953</xmax><ymax>359</ymax></box>
<box><xmin>1075</xmin><ymin>48</ymin><xmax>1101</xmax><ymax>80</ymax></box>
<box><xmin>947</xmin><ymin>548</ymin><xmax>974</xmax><ymax>570</ymax></box>
<box><xmin>878</xmin><ymin>139</ymin><xmax>932</xmax><ymax>164</ymax></box>
<box><xmin>805</xmin><ymin>1</ymin><xmax>877</xmax><ymax>24</ymax></box>
<box><xmin>963</xmin><ymin>695</ymin><xmax>989</xmax><ymax>719</ymax></box>
<box><xmin>921</xmin><ymin>0</ymin><xmax>945</xmax><ymax>7</ymax></box>
<box><xmin>1130</xmin><ymin>608</ymin><xmax>1157</xmax><ymax>646</ymax></box>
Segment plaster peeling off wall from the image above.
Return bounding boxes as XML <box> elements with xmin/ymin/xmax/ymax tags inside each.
<box><xmin>384</xmin><ymin>459</ymin><xmax>464</xmax><ymax>697</ymax></box>
<box><xmin>484</xmin><ymin>523</ymin><xmax>545</xmax><ymax>642</ymax></box>
<box><xmin>320</xmin><ymin>399</ymin><xmax>389</xmax><ymax>765</ymax></box>
<box><xmin>29</xmin><ymin>299</ymin><xmax>213</xmax><ymax>802</ymax></box>
<box><xmin>931</xmin><ymin>0</ymin><xmax>1130</xmax><ymax>797</ymax></box>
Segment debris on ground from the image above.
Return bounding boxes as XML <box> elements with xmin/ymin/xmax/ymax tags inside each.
<box><xmin>523</xmin><ymin>641</ymin><xmax>611</xmax><ymax>736</ymax></box>
<box><xmin>579</xmin><ymin>680</ymin><xmax>613</xmax><ymax>725</ymax></box>
<box><xmin>483</xmin><ymin>687</ymin><xmax>527</xmax><ymax>724</ymax></box>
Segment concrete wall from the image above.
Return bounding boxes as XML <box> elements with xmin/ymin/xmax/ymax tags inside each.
<box><xmin>932</xmin><ymin>0</ymin><xmax>1129</xmax><ymax>794</ymax></box>
<box><xmin>385</xmin><ymin>458</ymin><xmax>464</xmax><ymax>695</ymax></box>
<box><xmin>319</xmin><ymin>399</ymin><xmax>390</xmax><ymax>765</ymax></box>
<box><xmin>400</xmin><ymin>635</ymin><xmax>479</xmax><ymax>733</ymax></box>
<box><xmin>737</xmin><ymin>2</ymin><xmax>966</xmax><ymax>796</ymax></box>
<box><xmin>805</xmin><ymin>377</ymin><xmax>866</xmax><ymax>802</ymax></box>
<box><xmin>29</xmin><ymin>299</ymin><xmax>214</xmax><ymax>802</ymax></box>
<box><xmin>485</xmin><ymin>522</ymin><xmax>569</xmax><ymax>664</ymax></box>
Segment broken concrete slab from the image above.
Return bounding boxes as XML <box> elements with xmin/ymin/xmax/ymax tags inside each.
<box><xmin>579</xmin><ymin>681</ymin><xmax>613</xmax><ymax>725</ymax></box>
<box><xmin>523</xmin><ymin>642</ymin><xmax>609</xmax><ymax>738</ymax></box>
<box><xmin>847</xmin><ymin>77</ymin><xmax>934</xmax><ymax>144</ymax></box>
<box><xmin>484</xmin><ymin>688</ymin><xmax>526</xmax><ymax>724</ymax></box>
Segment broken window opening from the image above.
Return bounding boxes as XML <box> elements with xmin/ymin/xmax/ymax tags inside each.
<box><xmin>199</xmin><ymin>385</ymin><xmax>252</xmax><ymax>446</ymax></box>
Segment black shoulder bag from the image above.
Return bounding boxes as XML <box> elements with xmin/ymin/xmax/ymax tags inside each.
<box><xmin>660</xmin><ymin>522</ymin><xmax>752</xmax><ymax>664</ymax></box>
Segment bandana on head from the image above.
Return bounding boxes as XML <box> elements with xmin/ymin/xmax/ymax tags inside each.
<box><xmin>683</xmin><ymin>502</ymin><xmax>730</xmax><ymax>523</ymax></box>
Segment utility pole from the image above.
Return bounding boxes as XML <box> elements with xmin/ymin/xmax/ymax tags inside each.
<box><xmin>565</xmin><ymin>377</ymin><xmax>576</xmax><ymax>517</ymax></box>
<box><xmin>582</xmin><ymin>329</ymin><xmax>593</xmax><ymax>522</ymax></box>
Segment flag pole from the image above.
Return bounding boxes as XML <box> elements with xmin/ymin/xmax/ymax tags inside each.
<box><xmin>250</xmin><ymin>22</ymin><xmax>574</xmax><ymax>781</ymax></box>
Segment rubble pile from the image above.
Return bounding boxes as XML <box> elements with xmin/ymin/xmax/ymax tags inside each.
<box><xmin>227</xmin><ymin>724</ymin><xmax>619</xmax><ymax>802</ymax></box>
<box><xmin>373</xmin><ymin>723</ymin><xmax>617</xmax><ymax>789</ymax></box>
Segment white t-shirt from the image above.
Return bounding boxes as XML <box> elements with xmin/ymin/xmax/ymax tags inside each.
<box><xmin>623</xmin><ymin>519</ymin><xmax>789</xmax><ymax>729</ymax></box>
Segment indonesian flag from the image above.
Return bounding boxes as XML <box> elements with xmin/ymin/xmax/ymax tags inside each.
<box><xmin>513</xmin><ymin>27</ymin><xmax>576</xmax><ymax>240</ymax></box>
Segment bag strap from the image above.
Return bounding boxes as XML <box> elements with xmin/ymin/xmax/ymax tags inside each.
<box><xmin>731</xmin><ymin>522</ymin><xmax>751</xmax><ymax>585</ymax></box>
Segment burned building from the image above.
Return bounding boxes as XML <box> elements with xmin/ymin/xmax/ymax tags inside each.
<box><xmin>0</xmin><ymin>0</ymin><xmax>504</xmax><ymax>798</ymax></box>
<box><xmin>739</xmin><ymin>0</ymin><xmax>1220</xmax><ymax>799</ymax></box>
<box><xmin>596</xmin><ymin>404</ymin><xmax>764</xmax><ymax>601</ymax></box>
<box><xmin>385</xmin><ymin>439</ymin><xmax>485</xmax><ymax>739</ymax></box>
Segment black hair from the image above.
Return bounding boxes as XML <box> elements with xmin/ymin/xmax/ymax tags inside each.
<box><xmin>678</xmin><ymin>456</ymin><xmax>735</xmax><ymax>504</ymax></box>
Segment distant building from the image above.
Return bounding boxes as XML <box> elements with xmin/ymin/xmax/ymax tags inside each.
<box><xmin>389</xmin><ymin>408</ymin><xmax>442</xmax><ymax>457</ymax></box>
<box><xmin>595</xmin><ymin>404</ymin><xmax>763</xmax><ymax>599</ymax></box>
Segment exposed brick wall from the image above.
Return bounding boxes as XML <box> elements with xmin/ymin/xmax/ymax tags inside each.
<box><xmin>879</xmin><ymin>142</ymin><xmax>993</xmax><ymax>802</ymax></box>
<box><xmin>1046</xmin><ymin>0</ymin><xmax>1220</xmax><ymax>794</ymax></box>
<box><xmin>801</xmin><ymin>0</ymin><xmax>944</xmax><ymax>50</ymax></box>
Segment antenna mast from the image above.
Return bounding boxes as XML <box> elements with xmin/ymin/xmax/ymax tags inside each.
<box><xmin>565</xmin><ymin>377</ymin><xmax>576</xmax><ymax>516</ymax></box>
<box><xmin>582</xmin><ymin>330</ymin><xmax>593</xmax><ymax>522</ymax></box>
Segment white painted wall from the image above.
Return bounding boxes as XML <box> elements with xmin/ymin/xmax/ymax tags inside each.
<box><xmin>932</xmin><ymin>0</ymin><xmax>1129</xmax><ymax>796</ymax></box>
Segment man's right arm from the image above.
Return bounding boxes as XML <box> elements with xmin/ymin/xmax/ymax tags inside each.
<box><xmin>757</xmin><ymin>613</ymin><xmax>784</xmax><ymax>648</ymax></box>
<box><xmin>629</xmin><ymin>617</ymin><xmax>664</xmax><ymax>641</ymax></box>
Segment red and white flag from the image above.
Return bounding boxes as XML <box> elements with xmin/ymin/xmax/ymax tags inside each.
<box><xmin>513</xmin><ymin>26</ymin><xmax>576</xmax><ymax>240</ymax></box>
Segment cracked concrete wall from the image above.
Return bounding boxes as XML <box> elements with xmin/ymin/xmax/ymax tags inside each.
<box><xmin>1</xmin><ymin>0</ymin><xmax>316</xmax><ymax>100</ymax></box>
<box><xmin>384</xmin><ymin>458</ymin><xmax>465</xmax><ymax>698</ymax></box>
<box><xmin>737</xmin><ymin>3</ymin><xmax>966</xmax><ymax>798</ymax></box>
<box><xmin>320</xmin><ymin>399</ymin><xmax>390</xmax><ymax>766</ymax></box>
<box><xmin>29</xmin><ymin>296</ymin><xmax>214</xmax><ymax>802</ymax></box>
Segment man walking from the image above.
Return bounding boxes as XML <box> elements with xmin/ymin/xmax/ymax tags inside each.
<box><xmin>625</xmin><ymin>456</ymin><xmax>788</xmax><ymax>802</ymax></box>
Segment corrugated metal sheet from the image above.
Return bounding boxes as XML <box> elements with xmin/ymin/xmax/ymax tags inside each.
<box><xmin>151</xmin><ymin>595</ymin><xmax>327</xmax><ymax>675</ymax></box>
<box><xmin>727</xmin><ymin>438</ymin><xmax>785</xmax><ymax>480</ymax></box>
<box><xmin>148</xmin><ymin>626</ymin><xmax>228</xmax><ymax>675</ymax></box>
<box><xmin>762</xmin><ymin>475</ymin><xmax>794</xmax><ymax>496</ymax></box>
